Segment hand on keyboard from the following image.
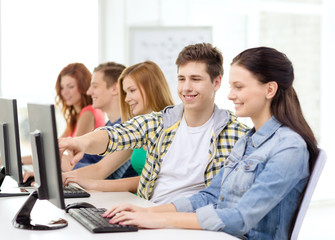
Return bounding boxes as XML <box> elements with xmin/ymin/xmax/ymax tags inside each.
<box><xmin>68</xmin><ymin>207</ymin><xmax>138</xmax><ymax>233</ymax></box>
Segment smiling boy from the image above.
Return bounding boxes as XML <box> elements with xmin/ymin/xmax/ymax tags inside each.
<box><xmin>69</xmin><ymin>62</ymin><xmax>136</xmax><ymax>179</ymax></box>
<box><xmin>59</xmin><ymin>43</ymin><xmax>249</xmax><ymax>204</ymax></box>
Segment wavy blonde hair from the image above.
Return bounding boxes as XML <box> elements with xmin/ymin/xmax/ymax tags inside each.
<box><xmin>118</xmin><ymin>61</ymin><xmax>174</xmax><ymax>122</ymax></box>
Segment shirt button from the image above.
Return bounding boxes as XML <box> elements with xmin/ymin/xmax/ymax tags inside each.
<box><xmin>220</xmin><ymin>196</ymin><xmax>224</xmax><ymax>201</ymax></box>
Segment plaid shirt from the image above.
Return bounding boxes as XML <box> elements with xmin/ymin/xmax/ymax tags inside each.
<box><xmin>100</xmin><ymin>104</ymin><xmax>249</xmax><ymax>200</ymax></box>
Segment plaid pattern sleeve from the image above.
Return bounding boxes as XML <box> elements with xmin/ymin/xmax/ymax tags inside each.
<box><xmin>98</xmin><ymin>112</ymin><xmax>164</xmax><ymax>156</ymax></box>
<box><xmin>204</xmin><ymin>111</ymin><xmax>250</xmax><ymax>185</ymax></box>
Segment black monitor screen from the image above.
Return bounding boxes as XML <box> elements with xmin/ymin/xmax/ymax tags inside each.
<box><xmin>12</xmin><ymin>103</ymin><xmax>67</xmax><ymax>230</ymax></box>
<box><xmin>27</xmin><ymin>103</ymin><xmax>65</xmax><ymax>209</ymax></box>
<box><xmin>0</xmin><ymin>98</ymin><xmax>24</xmax><ymax>186</ymax></box>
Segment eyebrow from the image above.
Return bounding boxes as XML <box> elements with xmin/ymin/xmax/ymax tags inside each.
<box><xmin>178</xmin><ymin>74</ymin><xmax>202</xmax><ymax>78</ymax></box>
<box><xmin>228</xmin><ymin>80</ymin><xmax>243</xmax><ymax>85</ymax></box>
<box><xmin>123</xmin><ymin>85</ymin><xmax>136</xmax><ymax>91</ymax></box>
<box><xmin>61</xmin><ymin>82</ymin><xmax>76</xmax><ymax>87</ymax></box>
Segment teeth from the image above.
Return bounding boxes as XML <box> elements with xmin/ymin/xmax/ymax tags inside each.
<box><xmin>185</xmin><ymin>95</ymin><xmax>195</xmax><ymax>99</ymax></box>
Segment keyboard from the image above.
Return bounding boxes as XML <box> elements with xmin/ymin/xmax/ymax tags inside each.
<box><xmin>63</xmin><ymin>185</ymin><xmax>90</xmax><ymax>198</ymax></box>
<box><xmin>68</xmin><ymin>207</ymin><xmax>138</xmax><ymax>233</ymax></box>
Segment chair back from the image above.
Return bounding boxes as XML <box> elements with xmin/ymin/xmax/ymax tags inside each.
<box><xmin>290</xmin><ymin>149</ymin><xmax>327</xmax><ymax>240</ymax></box>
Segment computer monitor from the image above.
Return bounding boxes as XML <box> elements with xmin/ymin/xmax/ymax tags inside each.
<box><xmin>0</xmin><ymin>98</ymin><xmax>29</xmax><ymax>196</ymax></box>
<box><xmin>12</xmin><ymin>103</ymin><xmax>67</xmax><ymax>230</ymax></box>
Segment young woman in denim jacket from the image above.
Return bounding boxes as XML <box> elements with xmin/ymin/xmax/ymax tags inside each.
<box><xmin>103</xmin><ymin>47</ymin><xmax>319</xmax><ymax>240</ymax></box>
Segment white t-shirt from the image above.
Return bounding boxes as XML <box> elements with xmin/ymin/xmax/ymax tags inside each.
<box><xmin>150</xmin><ymin>114</ymin><xmax>214</xmax><ymax>204</ymax></box>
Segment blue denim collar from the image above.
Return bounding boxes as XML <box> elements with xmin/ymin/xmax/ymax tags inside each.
<box><xmin>247</xmin><ymin>116</ymin><xmax>282</xmax><ymax>148</ymax></box>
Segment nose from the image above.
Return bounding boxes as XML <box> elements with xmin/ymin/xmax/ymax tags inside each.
<box><xmin>61</xmin><ymin>87</ymin><xmax>68</xmax><ymax>97</ymax></box>
<box><xmin>227</xmin><ymin>89</ymin><xmax>235</xmax><ymax>101</ymax></box>
<box><xmin>182</xmin><ymin>79</ymin><xmax>192</xmax><ymax>92</ymax></box>
<box><xmin>87</xmin><ymin>86</ymin><xmax>92</xmax><ymax>96</ymax></box>
<box><xmin>124</xmin><ymin>93</ymin><xmax>130</xmax><ymax>103</ymax></box>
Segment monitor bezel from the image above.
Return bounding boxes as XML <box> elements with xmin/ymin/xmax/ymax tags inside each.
<box><xmin>27</xmin><ymin>103</ymin><xmax>65</xmax><ymax>209</ymax></box>
<box><xmin>12</xmin><ymin>103</ymin><xmax>67</xmax><ymax>230</ymax></box>
<box><xmin>0</xmin><ymin>98</ymin><xmax>24</xmax><ymax>186</ymax></box>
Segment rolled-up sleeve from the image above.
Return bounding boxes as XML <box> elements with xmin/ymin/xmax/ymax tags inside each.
<box><xmin>196</xmin><ymin>204</ymin><xmax>226</xmax><ymax>231</ymax></box>
<box><xmin>172</xmin><ymin>198</ymin><xmax>194</xmax><ymax>213</ymax></box>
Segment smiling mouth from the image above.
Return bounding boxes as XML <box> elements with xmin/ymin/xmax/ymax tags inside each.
<box><xmin>183</xmin><ymin>94</ymin><xmax>197</xmax><ymax>101</ymax></box>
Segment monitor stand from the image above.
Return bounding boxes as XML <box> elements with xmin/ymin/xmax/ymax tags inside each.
<box><xmin>12</xmin><ymin>191</ymin><xmax>68</xmax><ymax>230</ymax></box>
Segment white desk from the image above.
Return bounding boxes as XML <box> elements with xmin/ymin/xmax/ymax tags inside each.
<box><xmin>0</xmin><ymin>191</ymin><xmax>238</xmax><ymax>240</ymax></box>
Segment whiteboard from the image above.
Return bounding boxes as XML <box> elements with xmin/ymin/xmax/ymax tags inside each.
<box><xmin>128</xmin><ymin>26</ymin><xmax>212</xmax><ymax>103</ymax></box>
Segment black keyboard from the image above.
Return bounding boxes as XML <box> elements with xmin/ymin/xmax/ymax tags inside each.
<box><xmin>63</xmin><ymin>185</ymin><xmax>90</xmax><ymax>198</ymax></box>
<box><xmin>68</xmin><ymin>207</ymin><xmax>138</xmax><ymax>233</ymax></box>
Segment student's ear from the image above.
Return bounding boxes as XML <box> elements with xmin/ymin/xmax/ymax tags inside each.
<box><xmin>111</xmin><ymin>83</ymin><xmax>119</xmax><ymax>96</ymax></box>
<box><xmin>265</xmin><ymin>81</ymin><xmax>278</xmax><ymax>99</ymax></box>
<box><xmin>213</xmin><ymin>75</ymin><xmax>222</xmax><ymax>91</ymax></box>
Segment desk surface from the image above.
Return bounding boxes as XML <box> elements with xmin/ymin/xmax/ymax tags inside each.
<box><xmin>0</xmin><ymin>191</ymin><xmax>238</xmax><ymax>240</ymax></box>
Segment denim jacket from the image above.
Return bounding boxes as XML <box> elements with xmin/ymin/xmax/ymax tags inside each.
<box><xmin>173</xmin><ymin>116</ymin><xmax>310</xmax><ymax>240</ymax></box>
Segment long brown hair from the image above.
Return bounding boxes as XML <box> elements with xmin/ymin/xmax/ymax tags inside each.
<box><xmin>55</xmin><ymin>63</ymin><xmax>92</xmax><ymax>135</ymax></box>
<box><xmin>118</xmin><ymin>61</ymin><xmax>174</xmax><ymax>122</ymax></box>
<box><xmin>231</xmin><ymin>47</ymin><xmax>319</xmax><ymax>171</ymax></box>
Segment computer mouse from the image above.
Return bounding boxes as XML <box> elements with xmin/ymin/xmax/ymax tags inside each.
<box><xmin>65</xmin><ymin>202</ymin><xmax>96</xmax><ymax>213</ymax></box>
<box><xmin>20</xmin><ymin>176</ymin><xmax>35</xmax><ymax>187</ymax></box>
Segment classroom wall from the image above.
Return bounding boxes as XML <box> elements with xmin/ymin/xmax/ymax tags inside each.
<box><xmin>98</xmin><ymin>0</ymin><xmax>328</xmax><ymax>141</ymax></box>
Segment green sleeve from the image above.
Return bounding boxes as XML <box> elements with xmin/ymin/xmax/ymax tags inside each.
<box><xmin>130</xmin><ymin>148</ymin><xmax>147</xmax><ymax>176</ymax></box>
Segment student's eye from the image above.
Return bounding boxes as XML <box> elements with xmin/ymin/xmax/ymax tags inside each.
<box><xmin>178</xmin><ymin>77</ymin><xmax>185</xmax><ymax>81</ymax></box>
<box><xmin>126</xmin><ymin>88</ymin><xmax>136</xmax><ymax>94</ymax></box>
<box><xmin>231</xmin><ymin>84</ymin><xmax>242</xmax><ymax>90</ymax></box>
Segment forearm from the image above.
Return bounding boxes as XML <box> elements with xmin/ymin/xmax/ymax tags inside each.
<box><xmin>72</xmin><ymin>164</ymin><xmax>103</xmax><ymax>180</ymax></box>
<box><xmin>149</xmin><ymin>203</ymin><xmax>178</xmax><ymax>213</ymax></box>
<box><xmin>91</xmin><ymin>176</ymin><xmax>140</xmax><ymax>193</ymax></box>
<box><xmin>61</xmin><ymin>128</ymin><xmax>69</xmax><ymax>138</ymax></box>
<box><xmin>162</xmin><ymin>212</ymin><xmax>201</xmax><ymax>230</ymax></box>
<box><xmin>81</xmin><ymin>129</ymin><xmax>109</xmax><ymax>155</ymax></box>
<box><xmin>98</xmin><ymin>150</ymin><xmax>133</xmax><ymax>179</ymax></box>
<box><xmin>69</xmin><ymin>150</ymin><xmax>133</xmax><ymax>180</ymax></box>
<box><xmin>22</xmin><ymin>155</ymin><xmax>33</xmax><ymax>165</ymax></box>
